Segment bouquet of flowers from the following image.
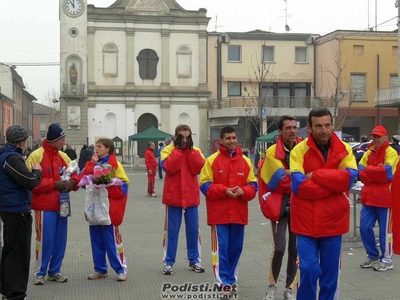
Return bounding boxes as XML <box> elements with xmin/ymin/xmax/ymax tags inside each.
<box><xmin>78</xmin><ymin>163</ymin><xmax>124</xmax><ymax>225</ymax></box>
<box><xmin>78</xmin><ymin>163</ymin><xmax>123</xmax><ymax>188</ymax></box>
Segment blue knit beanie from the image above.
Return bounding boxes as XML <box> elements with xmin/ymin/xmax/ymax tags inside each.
<box><xmin>46</xmin><ymin>124</ymin><xmax>66</xmax><ymax>142</ymax></box>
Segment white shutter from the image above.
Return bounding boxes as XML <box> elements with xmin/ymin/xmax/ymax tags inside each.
<box><xmin>390</xmin><ymin>75</ymin><xmax>399</xmax><ymax>87</ymax></box>
<box><xmin>350</xmin><ymin>74</ymin><xmax>366</xmax><ymax>102</ymax></box>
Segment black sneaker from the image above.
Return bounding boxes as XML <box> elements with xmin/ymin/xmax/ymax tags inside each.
<box><xmin>163</xmin><ymin>265</ymin><xmax>173</xmax><ymax>275</ymax></box>
<box><xmin>189</xmin><ymin>263</ymin><xmax>205</xmax><ymax>273</ymax></box>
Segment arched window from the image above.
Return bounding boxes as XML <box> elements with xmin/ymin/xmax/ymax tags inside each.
<box><xmin>137</xmin><ymin>49</ymin><xmax>159</xmax><ymax>80</ymax></box>
<box><xmin>176</xmin><ymin>45</ymin><xmax>192</xmax><ymax>78</ymax></box>
<box><xmin>103</xmin><ymin>43</ymin><xmax>118</xmax><ymax>77</ymax></box>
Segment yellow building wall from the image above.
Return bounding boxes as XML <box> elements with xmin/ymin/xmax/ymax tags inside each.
<box><xmin>339</xmin><ymin>34</ymin><xmax>398</xmax><ymax>108</ymax></box>
<box><xmin>207</xmin><ymin>35</ymin><xmax>219</xmax><ymax>100</ymax></box>
<box><xmin>219</xmin><ymin>39</ymin><xmax>315</xmax><ymax>98</ymax></box>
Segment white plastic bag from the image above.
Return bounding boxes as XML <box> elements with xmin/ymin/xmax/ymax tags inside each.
<box><xmin>84</xmin><ymin>186</ymin><xmax>111</xmax><ymax>225</ymax></box>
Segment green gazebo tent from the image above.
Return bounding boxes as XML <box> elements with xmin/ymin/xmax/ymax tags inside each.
<box><xmin>128</xmin><ymin>127</ymin><xmax>173</xmax><ymax>170</ymax></box>
<box><xmin>128</xmin><ymin>126</ymin><xmax>173</xmax><ymax>141</ymax></box>
<box><xmin>255</xmin><ymin>130</ymin><xmax>280</xmax><ymax>143</ymax></box>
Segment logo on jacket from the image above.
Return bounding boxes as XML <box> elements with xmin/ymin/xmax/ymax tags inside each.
<box><xmin>218</xmin><ymin>170</ymin><xmax>223</xmax><ymax>173</ymax></box>
<box><xmin>237</xmin><ymin>172</ymin><xmax>244</xmax><ymax>176</ymax></box>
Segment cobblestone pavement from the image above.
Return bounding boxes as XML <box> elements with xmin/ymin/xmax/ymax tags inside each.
<box><xmin>26</xmin><ymin>166</ymin><xmax>400</xmax><ymax>300</ymax></box>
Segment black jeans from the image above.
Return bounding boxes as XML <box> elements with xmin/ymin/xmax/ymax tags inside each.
<box><xmin>269</xmin><ymin>215</ymin><xmax>298</xmax><ymax>289</ymax></box>
<box><xmin>0</xmin><ymin>212</ymin><xmax>32</xmax><ymax>300</ymax></box>
<box><xmin>158</xmin><ymin>164</ymin><xmax>163</xmax><ymax>179</ymax></box>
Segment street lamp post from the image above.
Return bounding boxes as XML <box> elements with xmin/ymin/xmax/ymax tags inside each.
<box><xmin>51</xmin><ymin>98</ymin><xmax>59</xmax><ymax>124</ymax></box>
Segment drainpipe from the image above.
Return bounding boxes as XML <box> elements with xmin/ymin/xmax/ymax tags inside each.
<box><xmin>377</xmin><ymin>54</ymin><xmax>380</xmax><ymax>125</ymax></box>
<box><xmin>217</xmin><ymin>36</ymin><xmax>222</xmax><ymax>109</ymax></box>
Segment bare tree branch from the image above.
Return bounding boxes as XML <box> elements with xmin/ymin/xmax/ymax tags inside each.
<box><xmin>243</xmin><ymin>41</ymin><xmax>281</xmax><ymax>136</ymax></box>
<box><xmin>317</xmin><ymin>52</ymin><xmax>356</xmax><ymax>131</ymax></box>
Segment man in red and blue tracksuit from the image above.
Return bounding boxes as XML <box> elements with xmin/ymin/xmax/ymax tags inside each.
<box><xmin>358</xmin><ymin>125</ymin><xmax>398</xmax><ymax>271</ymax></box>
<box><xmin>200</xmin><ymin>126</ymin><xmax>257</xmax><ymax>295</ymax></box>
<box><xmin>290</xmin><ymin>108</ymin><xmax>357</xmax><ymax>300</ymax></box>
<box><xmin>26</xmin><ymin>124</ymin><xmax>80</xmax><ymax>285</ymax></box>
<box><xmin>161</xmin><ymin>124</ymin><xmax>206</xmax><ymax>275</ymax></box>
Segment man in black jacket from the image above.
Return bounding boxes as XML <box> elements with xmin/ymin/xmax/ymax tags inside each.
<box><xmin>64</xmin><ymin>144</ymin><xmax>77</xmax><ymax>160</ymax></box>
<box><xmin>0</xmin><ymin>125</ymin><xmax>42</xmax><ymax>300</ymax></box>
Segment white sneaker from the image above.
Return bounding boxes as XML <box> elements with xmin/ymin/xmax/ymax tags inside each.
<box><xmin>266</xmin><ymin>285</ymin><xmax>277</xmax><ymax>299</ymax></box>
<box><xmin>47</xmin><ymin>273</ymin><xmax>68</xmax><ymax>283</ymax></box>
<box><xmin>117</xmin><ymin>273</ymin><xmax>127</xmax><ymax>281</ymax></box>
<box><xmin>284</xmin><ymin>288</ymin><xmax>295</xmax><ymax>300</ymax></box>
<box><xmin>33</xmin><ymin>275</ymin><xmax>45</xmax><ymax>285</ymax></box>
<box><xmin>88</xmin><ymin>271</ymin><xmax>108</xmax><ymax>280</ymax></box>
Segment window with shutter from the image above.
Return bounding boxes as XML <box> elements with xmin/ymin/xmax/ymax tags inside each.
<box><xmin>350</xmin><ymin>74</ymin><xmax>366</xmax><ymax>102</ymax></box>
<box><xmin>137</xmin><ymin>49</ymin><xmax>159</xmax><ymax>80</ymax></box>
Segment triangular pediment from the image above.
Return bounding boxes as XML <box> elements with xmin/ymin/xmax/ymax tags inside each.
<box><xmin>126</xmin><ymin>0</ymin><xmax>170</xmax><ymax>13</ymax></box>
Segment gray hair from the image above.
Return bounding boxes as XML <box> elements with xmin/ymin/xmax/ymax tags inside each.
<box><xmin>165</xmin><ymin>137</ymin><xmax>172</xmax><ymax>145</ymax></box>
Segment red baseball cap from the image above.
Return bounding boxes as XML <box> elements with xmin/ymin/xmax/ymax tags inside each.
<box><xmin>370</xmin><ymin>125</ymin><xmax>387</xmax><ymax>136</ymax></box>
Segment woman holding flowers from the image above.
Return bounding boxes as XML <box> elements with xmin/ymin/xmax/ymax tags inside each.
<box><xmin>79</xmin><ymin>138</ymin><xmax>130</xmax><ymax>281</ymax></box>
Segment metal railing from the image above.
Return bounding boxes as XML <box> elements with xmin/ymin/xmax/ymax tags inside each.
<box><xmin>209</xmin><ymin>96</ymin><xmax>333</xmax><ymax>110</ymax></box>
<box><xmin>62</xmin><ymin>84</ymin><xmax>85</xmax><ymax>97</ymax></box>
<box><xmin>375</xmin><ymin>85</ymin><xmax>400</xmax><ymax>106</ymax></box>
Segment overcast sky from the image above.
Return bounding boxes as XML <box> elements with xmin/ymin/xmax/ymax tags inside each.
<box><xmin>0</xmin><ymin>0</ymin><xmax>398</xmax><ymax>104</ymax></box>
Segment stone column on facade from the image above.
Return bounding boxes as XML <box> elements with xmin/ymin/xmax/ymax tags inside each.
<box><xmin>87</xmin><ymin>27</ymin><xmax>96</xmax><ymax>89</ymax></box>
<box><xmin>198</xmin><ymin>97</ymin><xmax>208</xmax><ymax>153</ymax></box>
<box><xmin>161</xmin><ymin>29</ymin><xmax>170</xmax><ymax>88</ymax></box>
<box><xmin>126</xmin><ymin>28</ymin><xmax>136</xmax><ymax>89</ymax></box>
<box><xmin>198</xmin><ymin>31</ymin><xmax>208</xmax><ymax>90</ymax></box>
<box><xmin>160</xmin><ymin>97</ymin><xmax>170</xmax><ymax>133</ymax></box>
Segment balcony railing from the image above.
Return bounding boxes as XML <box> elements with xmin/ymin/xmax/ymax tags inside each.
<box><xmin>209</xmin><ymin>96</ymin><xmax>333</xmax><ymax>110</ymax></box>
<box><xmin>62</xmin><ymin>84</ymin><xmax>85</xmax><ymax>98</ymax></box>
<box><xmin>375</xmin><ymin>85</ymin><xmax>400</xmax><ymax>106</ymax></box>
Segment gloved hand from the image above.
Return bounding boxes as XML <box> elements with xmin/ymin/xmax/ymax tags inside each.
<box><xmin>64</xmin><ymin>180</ymin><xmax>76</xmax><ymax>193</ymax></box>
<box><xmin>187</xmin><ymin>135</ymin><xmax>194</xmax><ymax>150</ymax></box>
<box><xmin>175</xmin><ymin>134</ymin><xmax>183</xmax><ymax>150</ymax></box>
<box><xmin>55</xmin><ymin>181</ymin><xmax>66</xmax><ymax>191</ymax></box>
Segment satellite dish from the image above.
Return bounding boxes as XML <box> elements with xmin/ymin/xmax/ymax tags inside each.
<box><xmin>285</xmin><ymin>24</ymin><xmax>290</xmax><ymax>32</ymax></box>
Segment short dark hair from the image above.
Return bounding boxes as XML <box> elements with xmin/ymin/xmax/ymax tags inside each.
<box><xmin>360</xmin><ymin>135</ymin><xmax>368</xmax><ymax>143</ymax></box>
<box><xmin>308</xmin><ymin>107</ymin><xmax>332</xmax><ymax>126</ymax></box>
<box><xmin>96</xmin><ymin>138</ymin><xmax>115</xmax><ymax>155</ymax></box>
<box><xmin>277</xmin><ymin>115</ymin><xmax>297</xmax><ymax>130</ymax></box>
<box><xmin>220</xmin><ymin>126</ymin><xmax>235</xmax><ymax>139</ymax></box>
<box><xmin>174</xmin><ymin>124</ymin><xmax>192</xmax><ymax>136</ymax></box>
<box><xmin>159</xmin><ymin>142</ymin><xmax>163</xmax><ymax>147</ymax></box>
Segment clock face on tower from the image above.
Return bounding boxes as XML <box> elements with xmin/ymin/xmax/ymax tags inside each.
<box><xmin>64</xmin><ymin>0</ymin><xmax>84</xmax><ymax>17</ymax></box>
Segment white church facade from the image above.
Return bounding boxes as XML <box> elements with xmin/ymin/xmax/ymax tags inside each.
<box><xmin>59</xmin><ymin>0</ymin><xmax>210</xmax><ymax>159</ymax></box>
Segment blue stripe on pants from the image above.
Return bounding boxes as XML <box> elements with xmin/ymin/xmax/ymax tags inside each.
<box><xmin>297</xmin><ymin>234</ymin><xmax>342</xmax><ymax>300</ymax></box>
<box><xmin>164</xmin><ymin>206</ymin><xmax>201</xmax><ymax>266</ymax></box>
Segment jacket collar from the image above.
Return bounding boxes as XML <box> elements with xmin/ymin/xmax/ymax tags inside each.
<box><xmin>43</xmin><ymin>139</ymin><xmax>61</xmax><ymax>154</ymax></box>
<box><xmin>275</xmin><ymin>135</ymin><xmax>302</xmax><ymax>160</ymax></box>
<box><xmin>218</xmin><ymin>144</ymin><xmax>243</xmax><ymax>159</ymax></box>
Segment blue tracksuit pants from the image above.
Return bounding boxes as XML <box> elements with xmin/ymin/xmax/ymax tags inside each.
<box><xmin>89</xmin><ymin>224</ymin><xmax>127</xmax><ymax>275</ymax></box>
<box><xmin>211</xmin><ymin>224</ymin><xmax>245</xmax><ymax>286</ymax></box>
<box><xmin>163</xmin><ymin>205</ymin><xmax>201</xmax><ymax>266</ymax></box>
<box><xmin>297</xmin><ymin>234</ymin><xmax>342</xmax><ymax>300</ymax></box>
<box><xmin>34</xmin><ymin>210</ymin><xmax>68</xmax><ymax>277</ymax></box>
<box><xmin>360</xmin><ymin>205</ymin><xmax>392</xmax><ymax>263</ymax></box>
